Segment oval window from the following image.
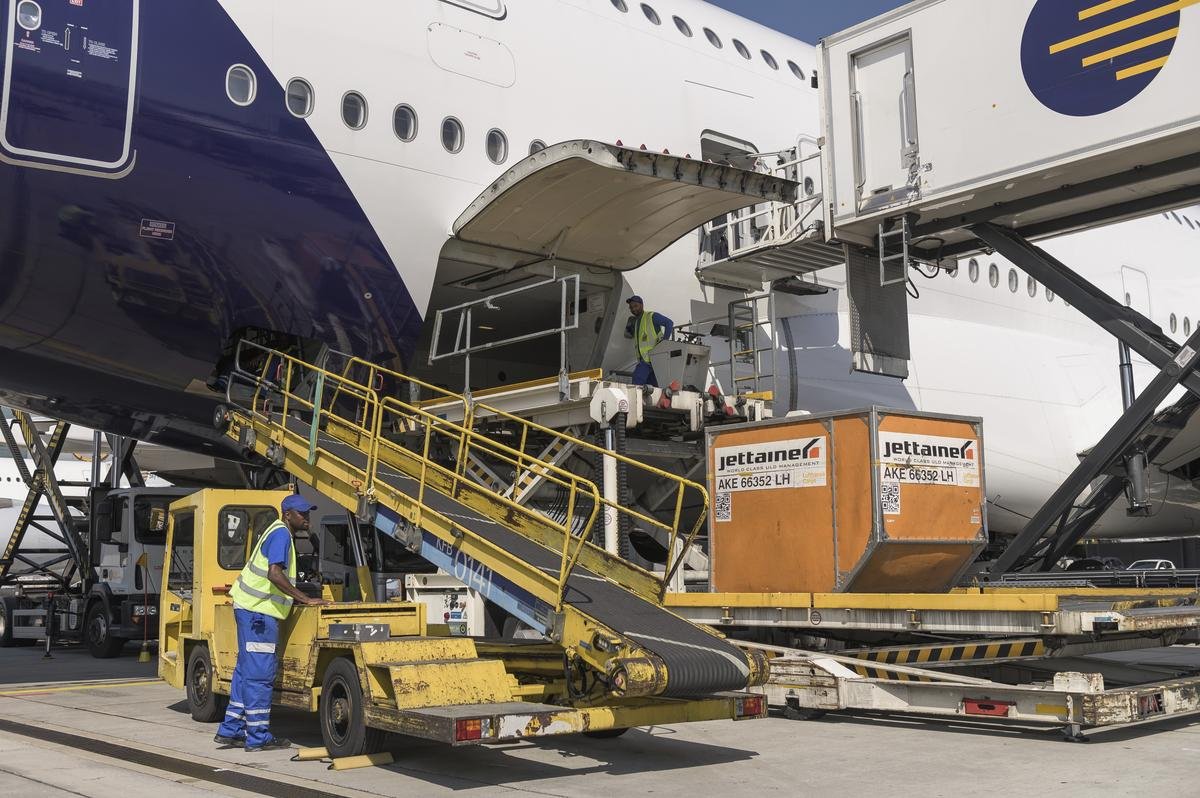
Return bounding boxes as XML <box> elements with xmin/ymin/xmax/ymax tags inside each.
<box><xmin>1046</xmin><ymin>287</ymin><xmax>1054</xmax><ymax>302</ymax></box>
<box><xmin>733</xmin><ymin>39</ymin><xmax>751</xmax><ymax>59</ymax></box>
<box><xmin>393</xmin><ymin>104</ymin><xmax>418</xmax><ymax>141</ymax></box>
<box><xmin>486</xmin><ymin>128</ymin><xmax>508</xmax><ymax>164</ymax></box>
<box><xmin>704</xmin><ymin>28</ymin><xmax>722</xmax><ymax>49</ymax></box>
<box><xmin>988</xmin><ymin>263</ymin><xmax>999</xmax><ymax>288</ymax></box>
<box><xmin>761</xmin><ymin>50</ymin><xmax>779</xmax><ymax>70</ymax></box>
<box><xmin>285</xmin><ymin>78</ymin><xmax>314</xmax><ymax>118</ymax></box>
<box><xmin>529</xmin><ymin>139</ymin><xmax>547</xmax><ymax>155</ymax></box>
<box><xmin>341</xmin><ymin>92</ymin><xmax>367</xmax><ymax>130</ymax></box>
<box><xmin>17</xmin><ymin>0</ymin><xmax>41</xmax><ymax>31</ymax></box>
<box><xmin>1186</xmin><ymin>317</ymin><xmax>1193</xmax><ymax>336</ymax></box>
<box><xmin>1170</xmin><ymin>313</ymin><xmax>1178</xmax><ymax>333</ymax></box>
<box><xmin>968</xmin><ymin>258</ymin><xmax>979</xmax><ymax>283</ymax></box>
<box><xmin>442</xmin><ymin>117</ymin><xmax>464</xmax><ymax>153</ymax></box>
<box><xmin>610</xmin><ymin>0</ymin><xmax>627</xmax><ymax>11</ymax></box>
<box><xmin>1027</xmin><ymin>276</ymin><xmax>1037</xmax><ymax>297</ymax></box>
<box><xmin>673</xmin><ymin>15</ymin><xmax>693</xmax><ymax>37</ymax></box>
<box><xmin>1008</xmin><ymin>268</ymin><xmax>1018</xmax><ymax>293</ymax></box>
<box><xmin>225</xmin><ymin>65</ymin><xmax>257</xmax><ymax>106</ymax></box>
<box><xmin>641</xmin><ymin>3</ymin><xmax>660</xmax><ymax>24</ymax></box>
<box><xmin>788</xmin><ymin>60</ymin><xmax>805</xmax><ymax>80</ymax></box>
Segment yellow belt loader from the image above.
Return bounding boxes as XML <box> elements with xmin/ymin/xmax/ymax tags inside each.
<box><xmin>159</xmin><ymin>341</ymin><xmax>768</xmax><ymax>757</ymax></box>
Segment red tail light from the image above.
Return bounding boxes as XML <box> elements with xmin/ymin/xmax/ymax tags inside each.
<box><xmin>735</xmin><ymin>695</ymin><xmax>766</xmax><ymax>718</ymax></box>
<box><xmin>455</xmin><ymin>717</ymin><xmax>488</xmax><ymax>741</ymax></box>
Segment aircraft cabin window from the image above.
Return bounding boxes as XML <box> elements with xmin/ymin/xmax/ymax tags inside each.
<box><xmin>788</xmin><ymin>60</ymin><xmax>806</xmax><ymax>80</ymax></box>
<box><xmin>17</xmin><ymin>1</ymin><xmax>40</xmax><ymax>31</ymax></box>
<box><xmin>442</xmin><ymin>117</ymin><xmax>465</xmax><ymax>153</ymax></box>
<box><xmin>968</xmin><ymin>258</ymin><xmax>979</xmax><ymax>283</ymax></box>
<box><xmin>1027</xmin><ymin>276</ymin><xmax>1037</xmax><ymax>298</ymax></box>
<box><xmin>641</xmin><ymin>4</ymin><xmax>660</xmax><ymax>25</ymax></box>
<box><xmin>486</xmin><ymin>128</ymin><xmax>508</xmax><ymax>164</ymax></box>
<box><xmin>393</xmin><ymin>104</ymin><xmax>418</xmax><ymax>142</ymax></box>
<box><xmin>1186</xmin><ymin>317</ymin><xmax>1193</xmax><ymax>336</ymax></box>
<box><xmin>761</xmin><ymin>50</ymin><xmax>779</xmax><ymax>70</ymax></box>
<box><xmin>946</xmin><ymin>264</ymin><xmax>958</xmax><ymax>277</ymax></box>
<box><xmin>1046</xmin><ymin>287</ymin><xmax>1054</xmax><ymax>302</ymax></box>
<box><xmin>529</xmin><ymin>139</ymin><xmax>547</xmax><ymax>155</ymax></box>
<box><xmin>285</xmin><ymin>79</ymin><xmax>314</xmax><ymax>118</ymax></box>
<box><xmin>1007</xmin><ymin>268</ymin><xmax>1018</xmax><ymax>293</ymax></box>
<box><xmin>673</xmin><ymin>16</ymin><xmax>693</xmax><ymax>37</ymax></box>
<box><xmin>733</xmin><ymin>39</ymin><xmax>751</xmax><ymax>59</ymax></box>
<box><xmin>704</xmin><ymin>28</ymin><xmax>723</xmax><ymax>49</ymax></box>
<box><xmin>988</xmin><ymin>263</ymin><xmax>999</xmax><ymax>288</ymax></box>
<box><xmin>1170</xmin><ymin>313</ymin><xmax>1178</xmax><ymax>333</ymax></box>
<box><xmin>225</xmin><ymin>65</ymin><xmax>257</xmax><ymax>107</ymax></box>
<box><xmin>610</xmin><ymin>0</ymin><xmax>627</xmax><ymax>11</ymax></box>
<box><xmin>341</xmin><ymin>92</ymin><xmax>368</xmax><ymax>130</ymax></box>
<box><xmin>1185</xmin><ymin>216</ymin><xmax>1196</xmax><ymax>230</ymax></box>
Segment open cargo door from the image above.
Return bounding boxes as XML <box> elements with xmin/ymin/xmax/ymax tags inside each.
<box><xmin>452</xmin><ymin>140</ymin><xmax>798</xmax><ymax>271</ymax></box>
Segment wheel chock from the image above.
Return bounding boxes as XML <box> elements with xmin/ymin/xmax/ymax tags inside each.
<box><xmin>290</xmin><ymin>747</ymin><xmax>329</xmax><ymax>762</ymax></box>
<box><xmin>329</xmin><ymin>752</ymin><xmax>394</xmax><ymax>770</ymax></box>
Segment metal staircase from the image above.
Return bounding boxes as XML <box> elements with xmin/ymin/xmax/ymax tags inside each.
<box><xmin>221</xmin><ymin>341</ymin><xmax>767</xmax><ymax>698</ymax></box>
<box><xmin>695</xmin><ymin>136</ymin><xmax>844</xmax><ymax>291</ymax></box>
<box><xmin>727</xmin><ymin>294</ymin><xmax>776</xmax><ymax>398</ymax></box>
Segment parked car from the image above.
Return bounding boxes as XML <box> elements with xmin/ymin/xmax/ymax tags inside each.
<box><xmin>1128</xmin><ymin>559</ymin><xmax>1176</xmax><ymax>570</ymax></box>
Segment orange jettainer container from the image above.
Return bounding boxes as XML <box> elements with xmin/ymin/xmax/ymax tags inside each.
<box><xmin>707</xmin><ymin>407</ymin><xmax>987</xmax><ymax>594</ymax></box>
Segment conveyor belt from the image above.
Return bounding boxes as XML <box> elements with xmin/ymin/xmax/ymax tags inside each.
<box><xmin>284</xmin><ymin>415</ymin><xmax>752</xmax><ymax>696</ymax></box>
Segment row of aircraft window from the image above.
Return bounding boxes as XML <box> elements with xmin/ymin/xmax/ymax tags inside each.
<box><xmin>226</xmin><ymin>66</ymin><xmax>546</xmax><ymax>164</ymax></box>
<box><xmin>609</xmin><ymin>0</ymin><xmax>808</xmax><ymax>82</ymax></box>
<box><xmin>950</xmin><ymin>258</ymin><xmax>1192</xmax><ymax>338</ymax></box>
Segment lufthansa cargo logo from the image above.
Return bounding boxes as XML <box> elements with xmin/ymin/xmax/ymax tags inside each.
<box><xmin>1021</xmin><ymin>0</ymin><xmax>1194</xmax><ymax>116</ymax></box>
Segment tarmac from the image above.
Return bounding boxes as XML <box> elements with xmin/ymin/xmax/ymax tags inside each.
<box><xmin>1</xmin><ymin>642</ymin><xmax>1199</xmax><ymax>797</ymax></box>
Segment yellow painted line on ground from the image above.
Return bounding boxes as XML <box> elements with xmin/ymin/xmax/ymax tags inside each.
<box><xmin>1082</xmin><ymin>27</ymin><xmax>1177</xmax><ymax>65</ymax></box>
<box><xmin>0</xmin><ymin>679</ymin><xmax>160</xmax><ymax>696</ymax></box>
<box><xmin>1116</xmin><ymin>54</ymin><xmax>1170</xmax><ymax>78</ymax></box>
<box><xmin>1080</xmin><ymin>0</ymin><xmax>1137</xmax><ymax>20</ymax></box>
<box><xmin>1050</xmin><ymin>0</ymin><xmax>1199</xmax><ymax>54</ymax></box>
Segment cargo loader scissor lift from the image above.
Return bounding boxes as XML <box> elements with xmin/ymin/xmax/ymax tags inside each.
<box><xmin>168</xmin><ymin>340</ymin><xmax>769</xmax><ymax>756</ymax></box>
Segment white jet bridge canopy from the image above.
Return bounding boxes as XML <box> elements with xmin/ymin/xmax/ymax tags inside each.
<box><xmin>453</xmin><ymin>140</ymin><xmax>799</xmax><ymax>271</ymax></box>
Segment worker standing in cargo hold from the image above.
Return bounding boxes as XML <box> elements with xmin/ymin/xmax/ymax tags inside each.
<box><xmin>214</xmin><ymin>494</ymin><xmax>328</xmax><ymax>752</ymax></box>
<box><xmin>624</xmin><ymin>295</ymin><xmax>673</xmax><ymax>386</ymax></box>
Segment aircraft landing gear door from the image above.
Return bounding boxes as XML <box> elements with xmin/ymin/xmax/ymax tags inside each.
<box><xmin>1</xmin><ymin>0</ymin><xmax>139</xmax><ymax>174</ymax></box>
<box><xmin>850</xmin><ymin>34</ymin><xmax>919</xmax><ymax>213</ymax></box>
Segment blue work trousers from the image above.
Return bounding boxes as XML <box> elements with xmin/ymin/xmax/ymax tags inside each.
<box><xmin>632</xmin><ymin>360</ymin><xmax>658</xmax><ymax>387</ymax></box>
<box><xmin>216</xmin><ymin>608</ymin><xmax>280</xmax><ymax>747</ymax></box>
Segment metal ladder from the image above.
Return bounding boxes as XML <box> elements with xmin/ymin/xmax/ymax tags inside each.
<box><xmin>727</xmin><ymin>293</ymin><xmax>776</xmax><ymax>398</ymax></box>
<box><xmin>222</xmin><ymin>341</ymin><xmax>766</xmax><ymax>698</ymax></box>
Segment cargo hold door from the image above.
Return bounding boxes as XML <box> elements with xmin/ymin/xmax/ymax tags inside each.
<box><xmin>1</xmin><ymin>0</ymin><xmax>139</xmax><ymax>172</ymax></box>
<box><xmin>850</xmin><ymin>34</ymin><xmax>919</xmax><ymax>213</ymax></box>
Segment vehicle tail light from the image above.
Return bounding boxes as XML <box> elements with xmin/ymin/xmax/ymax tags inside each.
<box><xmin>963</xmin><ymin>698</ymin><xmax>1013</xmax><ymax>717</ymax></box>
<box><xmin>455</xmin><ymin>717</ymin><xmax>487</xmax><ymax>741</ymax></box>
<box><xmin>735</xmin><ymin>695</ymin><xmax>765</xmax><ymax>718</ymax></box>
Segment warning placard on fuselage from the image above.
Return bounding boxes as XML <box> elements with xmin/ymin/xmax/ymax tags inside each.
<box><xmin>878</xmin><ymin>432</ymin><xmax>979</xmax><ymax>487</ymax></box>
<box><xmin>713</xmin><ymin>437</ymin><xmax>827</xmax><ymax>492</ymax></box>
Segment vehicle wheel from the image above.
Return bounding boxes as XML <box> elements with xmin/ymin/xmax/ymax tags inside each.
<box><xmin>212</xmin><ymin>404</ymin><xmax>230</xmax><ymax>432</ymax></box>
<box><xmin>321</xmin><ymin>656</ymin><xmax>385</xmax><ymax>758</ymax></box>
<box><xmin>85</xmin><ymin>601</ymin><xmax>126</xmax><ymax>658</ymax></box>
<box><xmin>186</xmin><ymin>645</ymin><xmax>228</xmax><ymax>722</ymax></box>
<box><xmin>582</xmin><ymin>727</ymin><xmax>629</xmax><ymax>739</ymax></box>
<box><xmin>0</xmin><ymin>596</ymin><xmax>16</xmax><ymax>647</ymax></box>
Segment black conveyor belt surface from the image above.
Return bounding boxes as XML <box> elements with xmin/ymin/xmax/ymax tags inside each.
<box><xmin>284</xmin><ymin>415</ymin><xmax>750</xmax><ymax>696</ymax></box>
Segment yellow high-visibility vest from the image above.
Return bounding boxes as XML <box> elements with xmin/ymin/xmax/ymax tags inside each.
<box><xmin>635</xmin><ymin>311</ymin><xmax>662</xmax><ymax>363</ymax></box>
<box><xmin>228</xmin><ymin>521</ymin><xmax>297</xmax><ymax>620</ymax></box>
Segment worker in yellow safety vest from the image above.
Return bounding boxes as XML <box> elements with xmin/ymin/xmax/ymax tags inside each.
<box><xmin>623</xmin><ymin>295</ymin><xmax>674</xmax><ymax>386</ymax></box>
<box><xmin>214</xmin><ymin>494</ymin><xmax>328</xmax><ymax>752</ymax></box>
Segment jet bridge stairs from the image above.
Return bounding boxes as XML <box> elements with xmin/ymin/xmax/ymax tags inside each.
<box><xmin>219</xmin><ymin>340</ymin><xmax>768</xmax><ymax>711</ymax></box>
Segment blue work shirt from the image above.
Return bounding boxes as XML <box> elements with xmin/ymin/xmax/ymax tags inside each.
<box><xmin>623</xmin><ymin>311</ymin><xmax>674</xmax><ymax>341</ymax></box>
<box><xmin>259</xmin><ymin>526</ymin><xmax>292</xmax><ymax>569</ymax></box>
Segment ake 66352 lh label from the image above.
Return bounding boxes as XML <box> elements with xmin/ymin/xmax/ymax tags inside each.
<box><xmin>877</xmin><ymin>432</ymin><xmax>980</xmax><ymax>488</ymax></box>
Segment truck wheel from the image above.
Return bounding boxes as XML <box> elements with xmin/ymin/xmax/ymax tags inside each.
<box><xmin>321</xmin><ymin>656</ymin><xmax>385</xmax><ymax>758</ymax></box>
<box><xmin>0</xmin><ymin>596</ymin><xmax>17</xmax><ymax>646</ymax></box>
<box><xmin>186</xmin><ymin>645</ymin><xmax>228</xmax><ymax>722</ymax></box>
<box><xmin>85</xmin><ymin>601</ymin><xmax>126</xmax><ymax>658</ymax></box>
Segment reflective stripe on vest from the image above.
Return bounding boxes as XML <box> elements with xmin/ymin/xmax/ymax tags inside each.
<box><xmin>228</xmin><ymin>520</ymin><xmax>296</xmax><ymax>619</ymax></box>
<box><xmin>635</xmin><ymin>311</ymin><xmax>660</xmax><ymax>363</ymax></box>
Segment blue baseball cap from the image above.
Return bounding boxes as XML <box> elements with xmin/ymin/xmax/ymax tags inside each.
<box><xmin>281</xmin><ymin>494</ymin><xmax>318</xmax><ymax>514</ymax></box>
<box><xmin>626</xmin><ymin>295</ymin><xmax>644</xmax><ymax>305</ymax></box>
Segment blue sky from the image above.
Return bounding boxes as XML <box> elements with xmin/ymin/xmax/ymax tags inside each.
<box><xmin>703</xmin><ymin>0</ymin><xmax>905</xmax><ymax>43</ymax></box>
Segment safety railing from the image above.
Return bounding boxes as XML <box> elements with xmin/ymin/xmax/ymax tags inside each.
<box><xmin>227</xmin><ymin>341</ymin><xmax>707</xmax><ymax>605</ymax></box>
<box><xmin>699</xmin><ymin>135</ymin><xmax>824</xmax><ymax>265</ymax></box>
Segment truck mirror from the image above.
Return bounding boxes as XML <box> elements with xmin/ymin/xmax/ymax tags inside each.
<box><xmin>91</xmin><ymin>491</ymin><xmax>114</xmax><ymax>544</ymax></box>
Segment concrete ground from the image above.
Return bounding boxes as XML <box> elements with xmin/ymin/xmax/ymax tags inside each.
<box><xmin>1</xmin><ymin>644</ymin><xmax>1198</xmax><ymax>797</ymax></box>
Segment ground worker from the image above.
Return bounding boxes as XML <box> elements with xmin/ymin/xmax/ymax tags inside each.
<box><xmin>623</xmin><ymin>295</ymin><xmax>674</xmax><ymax>386</ymax></box>
<box><xmin>214</xmin><ymin>494</ymin><xmax>328</xmax><ymax>752</ymax></box>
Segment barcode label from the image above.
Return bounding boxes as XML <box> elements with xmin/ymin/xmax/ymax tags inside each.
<box><xmin>715</xmin><ymin>491</ymin><xmax>731</xmax><ymax>522</ymax></box>
<box><xmin>880</xmin><ymin>481</ymin><xmax>901</xmax><ymax>515</ymax></box>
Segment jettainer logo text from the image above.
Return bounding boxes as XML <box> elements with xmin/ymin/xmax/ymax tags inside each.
<box><xmin>714</xmin><ymin>437</ymin><xmax>827</xmax><ymax>492</ymax></box>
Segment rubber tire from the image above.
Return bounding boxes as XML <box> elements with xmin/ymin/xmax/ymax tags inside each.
<box><xmin>85</xmin><ymin>601</ymin><xmax>126</xmax><ymax>658</ymax></box>
<box><xmin>186</xmin><ymin>645</ymin><xmax>229</xmax><ymax>722</ymax></box>
<box><xmin>0</xmin><ymin>596</ymin><xmax>16</xmax><ymax>647</ymax></box>
<box><xmin>582</xmin><ymin>727</ymin><xmax>630</xmax><ymax>739</ymax></box>
<box><xmin>320</xmin><ymin>656</ymin><xmax>385</xmax><ymax>758</ymax></box>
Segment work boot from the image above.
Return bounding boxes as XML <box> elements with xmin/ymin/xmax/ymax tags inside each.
<box><xmin>213</xmin><ymin>734</ymin><xmax>245</xmax><ymax>748</ymax></box>
<box><xmin>245</xmin><ymin>736</ymin><xmax>292</xmax><ymax>752</ymax></box>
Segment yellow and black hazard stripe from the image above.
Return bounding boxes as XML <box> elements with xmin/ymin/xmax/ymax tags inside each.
<box><xmin>846</xmin><ymin>638</ymin><xmax>1047</xmax><ymax>681</ymax></box>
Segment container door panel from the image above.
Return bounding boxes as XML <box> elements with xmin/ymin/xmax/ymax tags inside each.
<box><xmin>851</xmin><ymin>35</ymin><xmax>918</xmax><ymax>213</ymax></box>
